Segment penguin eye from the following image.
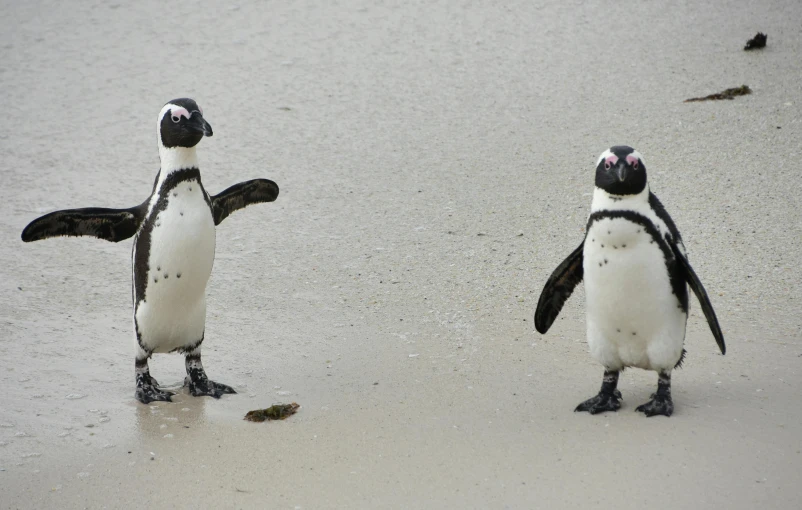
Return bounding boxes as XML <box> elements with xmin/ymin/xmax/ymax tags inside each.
<box><xmin>168</xmin><ymin>107</ymin><xmax>190</xmax><ymax>123</ymax></box>
<box><xmin>632</xmin><ymin>160</ymin><xmax>639</xmax><ymax>170</ymax></box>
<box><xmin>604</xmin><ymin>161</ymin><xmax>611</xmax><ymax>170</ymax></box>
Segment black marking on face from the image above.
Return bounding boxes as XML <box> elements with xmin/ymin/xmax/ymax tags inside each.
<box><xmin>587</xmin><ymin>210</ymin><xmax>689</xmax><ymax>313</ymax></box>
<box><xmin>595</xmin><ymin>146</ymin><xmax>647</xmax><ymax>196</ymax></box>
<box><xmin>177</xmin><ymin>273</ymin><xmax>182</xmax><ymax>278</ymax></box>
<box><xmin>160</xmin><ymin>98</ymin><xmax>212</xmax><ymax>148</ymax></box>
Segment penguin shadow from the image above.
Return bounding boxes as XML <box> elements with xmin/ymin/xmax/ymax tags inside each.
<box><xmin>133</xmin><ymin>388</ymin><xmax>208</xmax><ymax>441</ymax></box>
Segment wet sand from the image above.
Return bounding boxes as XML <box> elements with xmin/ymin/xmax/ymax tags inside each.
<box><xmin>1</xmin><ymin>0</ymin><xmax>802</xmax><ymax>508</ymax></box>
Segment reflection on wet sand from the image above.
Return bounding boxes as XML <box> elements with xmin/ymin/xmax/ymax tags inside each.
<box><xmin>134</xmin><ymin>389</ymin><xmax>208</xmax><ymax>441</ymax></box>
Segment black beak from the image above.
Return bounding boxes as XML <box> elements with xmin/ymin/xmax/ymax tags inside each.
<box><xmin>615</xmin><ymin>163</ymin><xmax>629</xmax><ymax>182</ymax></box>
<box><xmin>187</xmin><ymin>113</ymin><xmax>213</xmax><ymax>137</ymax></box>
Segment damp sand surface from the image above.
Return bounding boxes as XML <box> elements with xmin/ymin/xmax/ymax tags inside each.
<box><xmin>1</xmin><ymin>0</ymin><xmax>802</xmax><ymax>508</ymax></box>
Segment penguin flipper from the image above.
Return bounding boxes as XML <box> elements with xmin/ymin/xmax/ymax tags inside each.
<box><xmin>21</xmin><ymin>205</ymin><xmax>145</xmax><ymax>243</ymax></box>
<box><xmin>534</xmin><ymin>241</ymin><xmax>585</xmax><ymax>334</ymax></box>
<box><xmin>670</xmin><ymin>243</ymin><xmax>726</xmax><ymax>355</ymax></box>
<box><xmin>211</xmin><ymin>179</ymin><xmax>279</xmax><ymax>225</ymax></box>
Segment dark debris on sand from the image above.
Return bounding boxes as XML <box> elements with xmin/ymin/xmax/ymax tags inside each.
<box><xmin>684</xmin><ymin>85</ymin><xmax>752</xmax><ymax>103</ymax></box>
<box><xmin>744</xmin><ymin>32</ymin><xmax>767</xmax><ymax>50</ymax></box>
<box><xmin>244</xmin><ymin>402</ymin><xmax>300</xmax><ymax>422</ymax></box>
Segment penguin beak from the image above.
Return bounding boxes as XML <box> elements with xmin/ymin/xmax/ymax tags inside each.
<box><xmin>615</xmin><ymin>163</ymin><xmax>629</xmax><ymax>182</ymax></box>
<box><xmin>187</xmin><ymin>113</ymin><xmax>213</xmax><ymax>137</ymax></box>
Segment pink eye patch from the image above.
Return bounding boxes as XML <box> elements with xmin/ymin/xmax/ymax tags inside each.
<box><xmin>170</xmin><ymin>107</ymin><xmax>191</xmax><ymax>123</ymax></box>
<box><xmin>603</xmin><ymin>154</ymin><xmax>618</xmax><ymax>169</ymax></box>
<box><xmin>626</xmin><ymin>154</ymin><xmax>640</xmax><ymax>168</ymax></box>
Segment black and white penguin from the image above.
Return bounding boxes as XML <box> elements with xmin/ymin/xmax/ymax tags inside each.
<box><xmin>534</xmin><ymin>146</ymin><xmax>725</xmax><ymax>417</ymax></box>
<box><xmin>22</xmin><ymin>98</ymin><xmax>280</xmax><ymax>404</ymax></box>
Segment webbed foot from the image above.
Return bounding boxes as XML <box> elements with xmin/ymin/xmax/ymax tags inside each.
<box><xmin>636</xmin><ymin>371</ymin><xmax>674</xmax><ymax>417</ymax></box>
<box><xmin>184</xmin><ymin>351</ymin><xmax>236</xmax><ymax>399</ymax></box>
<box><xmin>185</xmin><ymin>377</ymin><xmax>237</xmax><ymax>398</ymax></box>
<box><xmin>635</xmin><ymin>394</ymin><xmax>673</xmax><ymax>417</ymax></box>
<box><xmin>575</xmin><ymin>369</ymin><xmax>622</xmax><ymax>414</ymax></box>
<box><xmin>135</xmin><ymin>374</ymin><xmax>175</xmax><ymax>404</ymax></box>
<box><xmin>575</xmin><ymin>389</ymin><xmax>622</xmax><ymax>414</ymax></box>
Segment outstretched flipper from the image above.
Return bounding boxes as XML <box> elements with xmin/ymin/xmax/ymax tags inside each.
<box><xmin>211</xmin><ymin>179</ymin><xmax>279</xmax><ymax>225</ymax></box>
<box><xmin>535</xmin><ymin>241</ymin><xmax>585</xmax><ymax>334</ymax></box>
<box><xmin>21</xmin><ymin>203</ymin><xmax>147</xmax><ymax>243</ymax></box>
<box><xmin>670</xmin><ymin>243</ymin><xmax>726</xmax><ymax>355</ymax></box>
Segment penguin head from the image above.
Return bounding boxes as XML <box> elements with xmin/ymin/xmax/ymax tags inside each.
<box><xmin>157</xmin><ymin>98</ymin><xmax>213</xmax><ymax>149</ymax></box>
<box><xmin>595</xmin><ymin>146</ymin><xmax>647</xmax><ymax>196</ymax></box>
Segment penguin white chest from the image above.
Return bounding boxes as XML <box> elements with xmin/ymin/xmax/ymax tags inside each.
<box><xmin>583</xmin><ymin>217</ymin><xmax>686</xmax><ymax>371</ymax></box>
<box><xmin>135</xmin><ymin>179</ymin><xmax>216</xmax><ymax>352</ymax></box>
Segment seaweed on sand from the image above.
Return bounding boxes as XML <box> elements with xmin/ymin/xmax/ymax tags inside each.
<box><xmin>684</xmin><ymin>85</ymin><xmax>751</xmax><ymax>102</ymax></box>
<box><xmin>244</xmin><ymin>403</ymin><xmax>300</xmax><ymax>422</ymax></box>
<box><xmin>744</xmin><ymin>32</ymin><xmax>767</xmax><ymax>50</ymax></box>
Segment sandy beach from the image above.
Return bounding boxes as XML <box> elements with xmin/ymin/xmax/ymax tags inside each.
<box><xmin>2</xmin><ymin>0</ymin><xmax>801</xmax><ymax>508</ymax></box>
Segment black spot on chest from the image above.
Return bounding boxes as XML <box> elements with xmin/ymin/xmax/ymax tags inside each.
<box><xmin>133</xmin><ymin>168</ymin><xmax>210</xmax><ymax>306</ymax></box>
<box><xmin>587</xmin><ymin>210</ymin><xmax>688</xmax><ymax>313</ymax></box>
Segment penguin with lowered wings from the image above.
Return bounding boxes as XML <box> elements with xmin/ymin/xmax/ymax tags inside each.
<box><xmin>534</xmin><ymin>146</ymin><xmax>725</xmax><ymax>417</ymax></box>
<box><xmin>22</xmin><ymin>98</ymin><xmax>279</xmax><ymax>404</ymax></box>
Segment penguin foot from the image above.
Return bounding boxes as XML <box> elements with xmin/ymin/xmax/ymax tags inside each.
<box><xmin>635</xmin><ymin>394</ymin><xmax>673</xmax><ymax>417</ymax></box>
<box><xmin>135</xmin><ymin>375</ymin><xmax>175</xmax><ymax>404</ymax></box>
<box><xmin>185</xmin><ymin>377</ymin><xmax>237</xmax><ymax>399</ymax></box>
<box><xmin>575</xmin><ymin>390</ymin><xmax>622</xmax><ymax>414</ymax></box>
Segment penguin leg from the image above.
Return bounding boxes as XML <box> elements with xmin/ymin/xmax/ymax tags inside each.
<box><xmin>575</xmin><ymin>370</ymin><xmax>622</xmax><ymax>414</ymax></box>
<box><xmin>134</xmin><ymin>350</ymin><xmax>175</xmax><ymax>404</ymax></box>
<box><xmin>184</xmin><ymin>347</ymin><xmax>237</xmax><ymax>398</ymax></box>
<box><xmin>635</xmin><ymin>371</ymin><xmax>674</xmax><ymax>417</ymax></box>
